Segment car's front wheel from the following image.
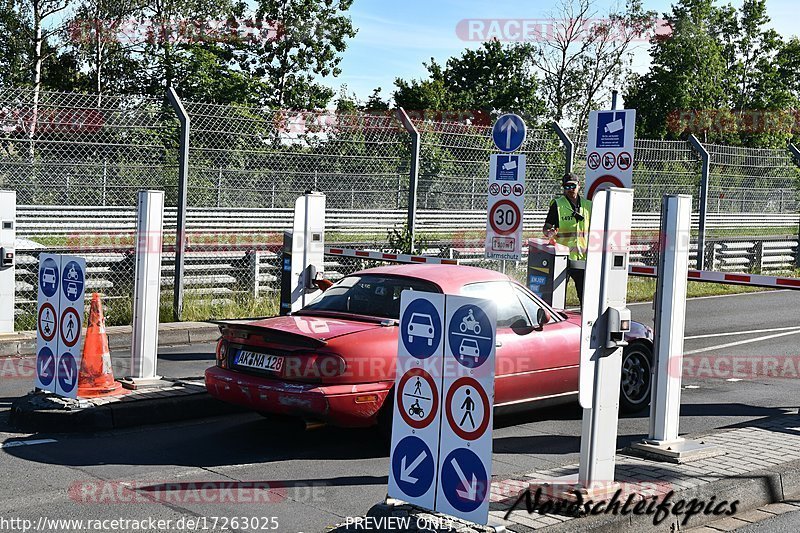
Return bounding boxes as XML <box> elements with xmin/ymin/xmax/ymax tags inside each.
<box><xmin>620</xmin><ymin>342</ymin><xmax>653</xmax><ymax>414</ymax></box>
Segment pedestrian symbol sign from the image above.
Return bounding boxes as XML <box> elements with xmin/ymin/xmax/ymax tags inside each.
<box><xmin>389</xmin><ymin>292</ymin><xmax>497</xmax><ymax>525</ymax></box>
<box><xmin>35</xmin><ymin>254</ymin><xmax>86</xmax><ymax>398</ymax></box>
<box><xmin>397</xmin><ymin>368</ymin><xmax>439</xmax><ymax>430</ymax></box>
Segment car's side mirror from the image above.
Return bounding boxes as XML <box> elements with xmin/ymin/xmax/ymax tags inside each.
<box><xmin>535</xmin><ymin>308</ymin><xmax>551</xmax><ymax>330</ymax></box>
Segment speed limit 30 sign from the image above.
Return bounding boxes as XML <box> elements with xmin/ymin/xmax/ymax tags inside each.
<box><xmin>485</xmin><ymin>154</ymin><xmax>525</xmax><ymax>260</ymax></box>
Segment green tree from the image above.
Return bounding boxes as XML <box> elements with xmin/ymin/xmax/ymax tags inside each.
<box><xmin>394</xmin><ymin>40</ymin><xmax>546</xmax><ymax>121</ymax></box>
<box><xmin>242</xmin><ymin>0</ymin><xmax>357</xmax><ymax>109</ymax></box>
<box><xmin>626</xmin><ymin>0</ymin><xmax>792</xmax><ymax>146</ymax></box>
<box><xmin>533</xmin><ymin>0</ymin><xmax>656</xmax><ymax>131</ymax></box>
<box><xmin>0</xmin><ymin>0</ymin><xmax>30</xmax><ymax>87</ymax></box>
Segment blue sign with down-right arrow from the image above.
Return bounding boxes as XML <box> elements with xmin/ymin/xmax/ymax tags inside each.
<box><xmin>439</xmin><ymin>447</ymin><xmax>489</xmax><ymax>514</ymax></box>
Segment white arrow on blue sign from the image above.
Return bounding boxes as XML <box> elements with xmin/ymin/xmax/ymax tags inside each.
<box><xmin>491</xmin><ymin>114</ymin><xmax>526</xmax><ymax>152</ymax></box>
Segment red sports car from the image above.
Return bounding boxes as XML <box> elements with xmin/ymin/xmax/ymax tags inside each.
<box><xmin>205</xmin><ymin>264</ymin><xmax>654</xmax><ymax>434</ymax></box>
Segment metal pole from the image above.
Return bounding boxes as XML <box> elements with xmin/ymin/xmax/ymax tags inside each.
<box><xmin>649</xmin><ymin>195</ymin><xmax>691</xmax><ymax>442</ymax></box>
<box><xmin>396</xmin><ymin>107</ymin><xmax>420</xmax><ymax>250</ymax></box>
<box><xmin>611</xmin><ymin>90</ymin><xmax>619</xmax><ymax>110</ymax></box>
<box><xmin>790</xmin><ymin>145</ymin><xmax>800</xmax><ymax>269</ymax></box>
<box><xmin>0</xmin><ymin>191</ymin><xmax>16</xmax><ymax>334</ymax></box>
<box><xmin>166</xmin><ymin>88</ymin><xmax>190</xmax><ymax>321</ymax></box>
<box><xmin>551</xmin><ymin>122</ymin><xmax>575</xmax><ymax>176</ymax></box>
<box><xmin>689</xmin><ymin>135</ymin><xmax>710</xmax><ymax>270</ymax></box>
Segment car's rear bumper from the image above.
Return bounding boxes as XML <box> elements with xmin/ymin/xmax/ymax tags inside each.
<box><xmin>205</xmin><ymin>366</ymin><xmax>392</xmax><ymax>427</ymax></box>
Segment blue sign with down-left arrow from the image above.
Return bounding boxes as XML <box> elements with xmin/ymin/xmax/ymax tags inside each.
<box><xmin>391</xmin><ymin>436</ymin><xmax>435</xmax><ymax>498</ymax></box>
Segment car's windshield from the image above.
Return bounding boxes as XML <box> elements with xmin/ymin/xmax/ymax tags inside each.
<box><xmin>302</xmin><ymin>275</ymin><xmax>440</xmax><ymax>319</ymax></box>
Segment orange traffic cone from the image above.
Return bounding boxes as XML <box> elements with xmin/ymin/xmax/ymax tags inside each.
<box><xmin>78</xmin><ymin>293</ymin><xmax>126</xmax><ymax>398</ymax></box>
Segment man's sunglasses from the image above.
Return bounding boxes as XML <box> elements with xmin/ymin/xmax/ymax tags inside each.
<box><xmin>563</xmin><ymin>184</ymin><xmax>578</xmax><ymax>190</ymax></box>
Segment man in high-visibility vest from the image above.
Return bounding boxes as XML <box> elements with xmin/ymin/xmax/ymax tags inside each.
<box><xmin>542</xmin><ymin>173</ymin><xmax>592</xmax><ymax>305</ymax></box>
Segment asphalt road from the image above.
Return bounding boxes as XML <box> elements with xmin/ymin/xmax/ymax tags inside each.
<box><xmin>0</xmin><ymin>289</ymin><xmax>798</xmax><ymax>533</ymax></box>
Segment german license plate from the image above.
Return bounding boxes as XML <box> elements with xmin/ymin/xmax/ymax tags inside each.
<box><xmin>235</xmin><ymin>350</ymin><xmax>284</xmax><ymax>373</ymax></box>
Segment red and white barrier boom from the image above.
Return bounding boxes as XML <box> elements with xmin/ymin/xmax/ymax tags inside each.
<box><xmin>629</xmin><ymin>265</ymin><xmax>800</xmax><ymax>290</ymax></box>
<box><xmin>325</xmin><ymin>247</ymin><xmax>457</xmax><ymax>265</ymax></box>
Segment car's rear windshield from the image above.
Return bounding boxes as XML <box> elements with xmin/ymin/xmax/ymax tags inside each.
<box><xmin>302</xmin><ymin>275</ymin><xmax>440</xmax><ymax>319</ymax></box>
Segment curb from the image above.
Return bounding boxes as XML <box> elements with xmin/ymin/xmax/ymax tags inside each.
<box><xmin>0</xmin><ymin>321</ymin><xmax>221</xmax><ymax>357</ymax></box>
<box><xmin>8</xmin><ymin>389</ymin><xmax>247</xmax><ymax>433</ymax></box>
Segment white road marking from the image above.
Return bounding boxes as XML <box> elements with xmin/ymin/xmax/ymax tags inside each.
<box><xmin>1</xmin><ymin>438</ymin><xmax>57</xmax><ymax>449</ymax></box>
<box><xmin>685</xmin><ymin>326</ymin><xmax>800</xmax><ymax>340</ymax></box>
<box><xmin>684</xmin><ymin>329</ymin><xmax>800</xmax><ymax>355</ymax></box>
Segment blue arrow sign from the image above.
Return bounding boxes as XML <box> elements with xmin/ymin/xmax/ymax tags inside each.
<box><xmin>57</xmin><ymin>352</ymin><xmax>78</xmax><ymax>393</ymax></box>
<box><xmin>400</xmin><ymin>298</ymin><xmax>442</xmax><ymax>359</ymax></box>
<box><xmin>39</xmin><ymin>257</ymin><xmax>60</xmax><ymax>298</ymax></box>
<box><xmin>36</xmin><ymin>347</ymin><xmax>56</xmax><ymax>387</ymax></box>
<box><xmin>391</xmin><ymin>436</ymin><xmax>435</xmax><ymax>498</ymax></box>
<box><xmin>61</xmin><ymin>260</ymin><xmax>84</xmax><ymax>302</ymax></box>
<box><xmin>447</xmin><ymin>304</ymin><xmax>493</xmax><ymax>369</ymax></box>
<box><xmin>491</xmin><ymin>114</ymin><xmax>526</xmax><ymax>152</ymax></box>
<box><xmin>440</xmin><ymin>448</ymin><xmax>489</xmax><ymax>513</ymax></box>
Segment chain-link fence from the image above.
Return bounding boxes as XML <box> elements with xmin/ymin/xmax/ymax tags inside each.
<box><xmin>2</xmin><ymin>86</ymin><xmax>799</xmax><ymax>329</ymax></box>
<box><xmin>414</xmin><ymin>118</ymin><xmax>564</xmax><ymax>213</ymax></box>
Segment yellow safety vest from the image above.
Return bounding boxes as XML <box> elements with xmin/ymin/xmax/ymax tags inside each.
<box><xmin>554</xmin><ymin>195</ymin><xmax>592</xmax><ymax>261</ymax></box>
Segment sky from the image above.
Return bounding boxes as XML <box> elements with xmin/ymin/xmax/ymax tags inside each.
<box><xmin>325</xmin><ymin>0</ymin><xmax>800</xmax><ymax>104</ymax></box>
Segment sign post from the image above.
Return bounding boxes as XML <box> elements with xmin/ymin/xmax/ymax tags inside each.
<box><xmin>36</xmin><ymin>253</ymin><xmax>86</xmax><ymax>398</ymax></box>
<box><xmin>436</xmin><ymin>296</ymin><xmax>496</xmax><ymax>525</ymax></box>
<box><xmin>486</xmin><ymin>114</ymin><xmax>527</xmax><ymax>262</ymax></box>
<box><xmin>585</xmin><ymin>110</ymin><xmax>636</xmax><ymax>199</ymax></box>
<box><xmin>388</xmin><ymin>291</ymin><xmax>445</xmax><ymax>510</ymax></box>
<box><xmin>388</xmin><ymin>292</ymin><xmax>497</xmax><ymax>526</ymax></box>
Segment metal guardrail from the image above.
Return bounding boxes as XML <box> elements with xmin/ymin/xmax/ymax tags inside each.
<box><xmin>16</xmin><ymin>206</ymin><xmax>800</xmax><ymax>237</ymax></box>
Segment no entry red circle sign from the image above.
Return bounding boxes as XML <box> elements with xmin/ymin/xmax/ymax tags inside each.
<box><xmin>397</xmin><ymin>368</ymin><xmax>439</xmax><ymax>429</ymax></box>
<box><xmin>60</xmin><ymin>307</ymin><xmax>82</xmax><ymax>347</ymax></box>
<box><xmin>38</xmin><ymin>302</ymin><xmax>57</xmax><ymax>342</ymax></box>
<box><xmin>587</xmin><ymin>175</ymin><xmax>625</xmax><ymax>199</ymax></box>
<box><xmin>488</xmin><ymin>200</ymin><xmax>521</xmax><ymax>236</ymax></box>
<box><xmin>445</xmin><ymin>376</ymin><xmax>490</xmax><ymax>440</ymax></box>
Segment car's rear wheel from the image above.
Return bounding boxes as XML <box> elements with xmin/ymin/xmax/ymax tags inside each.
<box><xmin>620</xmin><ymin>342</ymin><xmax>653</xmax><ymax>414</ymax></box>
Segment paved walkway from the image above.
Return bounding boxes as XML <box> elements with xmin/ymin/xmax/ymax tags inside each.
<box><xmin>333</xmin><ymin>413</ymin><xmax>800</xmax><ymax>532</ymax></box>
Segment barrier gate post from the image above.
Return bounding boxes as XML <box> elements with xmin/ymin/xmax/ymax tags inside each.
<box><xmin>530</xmin><ymin>188</ymin><xmax>633</xmax><ymax>499</ymax></box>
<box><xmin>124</xmin><ymin>190</ymin><xmax>165</xmax><ymax>387</ymax></box>
<box><xmin>0</xmin><ymin>191</ymin><xmax>15</xmax><ymax>334</ymax></box>
<box><xmin>279</xmin><ymin>192</ymin><xmax>326</xmax><ymax>315</ymax></box>
<box><xmin>631</xmin><ymin>195</ymin><xmax>722</xmax><ymax>462</ymax></box>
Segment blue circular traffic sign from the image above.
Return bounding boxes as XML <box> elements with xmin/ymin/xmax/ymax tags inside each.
<box><xmin>492</xmin><ymin>114</ymin><xmax>526</xmax><ymax>152</ymax></box>
<box><xmin>447</xmin><ymin>304</ymin><xmax>493</xmax><ymax>368</ymax></box>
<box><xmin>36</xmin><ymin>347</ymin><xmax>56</xmax><ymax>387</ymax></box>
<box><xmin>61</xmin><ymin>260</ymin><xmax>84</xmax><ymax>302</ymax></box>
<box><xmin>57</xmin><ymin>352</ymin><xmax>78</xmax><ymax>393</ymax></box>
<box><xmin>391</xmin><ymin>436</ymin><xmax>435</xmax><ymax>498</ymax></box>
<box><xmin>440</xmin><ymin>447</ymin><xmax>489</xmax><ymax>513</ymax></box>
<box><xmin>39</xmin><ymin>257</ymin><xmax>60</xmax><ymax>297</ymax></box>
<box><xmin>400</xmin><ymin>298</ymin><xmax>442</xmax><ymax>359</ymax></box>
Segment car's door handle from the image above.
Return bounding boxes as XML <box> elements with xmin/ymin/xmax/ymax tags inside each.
<box><xmin>495</xmin><ymin>341</ymin><xmax>503</xmax><ymax>348</ymax></box>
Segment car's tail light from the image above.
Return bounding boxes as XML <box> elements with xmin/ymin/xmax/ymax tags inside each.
<box><xmin>216</xmin><ymin>338</ymin><xmax>229</xmax><ymax>368</ymax></box>
<box><xmin>281</xmin><ymin>353</ymin><xmax>346</xmax><ymax>382</ymax></box>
